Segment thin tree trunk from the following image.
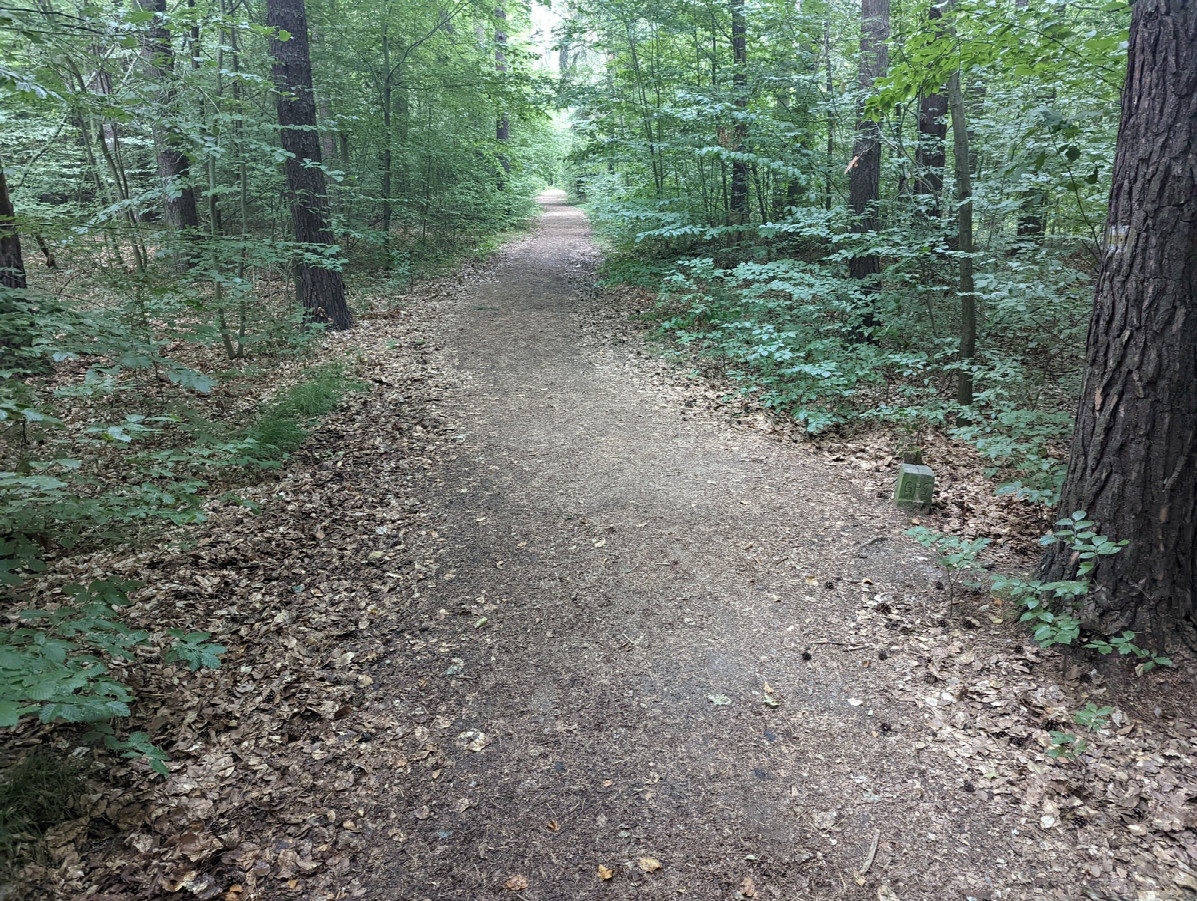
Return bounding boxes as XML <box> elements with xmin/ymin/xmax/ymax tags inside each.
<box><xmin>947</xmin><ymin>69</ymin><xmax>975</xmax><ymax>406</ymax></box>
<box><xmin>0</xmin><ymin>162</ymin><xmax>27</xmax><ymax>291</ymax></box>
<box><xmin>267</xmin><ymin>0</ymin><xmax>351</xmax><ymax>329</ymax></box>
<box><xmin>848</xmin><ymin>0</ymin><xmax>889</xmax><ymax>281</ymax></box>
<box><xmin>1040</xmin><ymin>0</ymin><xmax>1197</xmax><ymax>642</ymax></box>
<box><xmin>138</xmin><ymin>0</ymin><xmax>201</xmax><ymax>239</ymax></box>
<box><xmin>914</xmin><ymin>5</ymin><xmax>947</xmax><ymax>219</ymax></box>
<box><xmin>495</xmin><ymin>4</ymin><xmax>511</xmax><ymax>175</ymax></box>
<box><xmin>1016</xmin><ymin>189</ymin><xmax>1047</xmax><ymax>243</ymax></box>
<box><xmin>824</xmin><ymin>19</ymin><xmax>834</xmax><ymax>212</ymax></box>
<box><xmin>382</xmin><ymin>24</ymin><xmax>394</xmax><ymax>236</ymax></box>
<box><xmin>728</xmin><ymin>0</ymin><xmax>748</xmax><ymax>225</ymax></box>
<box><xmin>318</xmin><ymin>96</ymin><xmax>338</xmax><ymax>165</ymax></box>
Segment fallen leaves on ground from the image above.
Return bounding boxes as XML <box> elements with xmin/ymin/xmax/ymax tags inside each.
<box><xmin>0</xmin><ymin>272</ymin><xmax>475</xmax><ymax>900</ymax></box>
<box><xmin>504</xmin><ymin>874</ymin><xmax>529</xmax><ymax>891</ymax></box>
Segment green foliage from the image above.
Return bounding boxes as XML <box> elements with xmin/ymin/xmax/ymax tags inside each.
<box><xmin>0</xmin><ymin>361</ymin><xmax>359</xmax><ymax>770</ymax></box>
<box><xmin>1041</xmin><ymin>510</ymin><xmax>1128</xmax><ymax>578</ymax></box>
<box><xmin>910</xmin><ymin>514</ymin><xmax>1173</xmax><ymax>672</ymax></box>
<box><xmin>1073</xmin><ymin>702</ymin><xmax>1113</xmax><ymax>732</ymax></box>
<box><xmin>1047</xmin><ymin>731</ymin><xmax>1086</xmax><ymax>760</ymax></box>
<box><xmin>235</xmin><ymin>363</ymin><xmax>364</xmax><ymax>466</ymax></box>
<box><xmin>908</xmin><ymin>526</ymin><xmax>990</xmax><ymax>607</ymax></box>
<box><xmin>164</xmin><ymin>630</ymin><xmax>226</xmax><ymax>672</ymax></box>
<box><xmin>0</xmin><ymin>577</ymin><xmax>225</xmax><ymax>771</ymax></box>
<box><xmin>566</xmin><ymin>0</ymin><xmax>1120</xmax><ymax>508</ymax></box>
<box><xmin>1046</xmin><ymin>703</ymin><xmax>1115</xmax><ymax>761</ymax></box>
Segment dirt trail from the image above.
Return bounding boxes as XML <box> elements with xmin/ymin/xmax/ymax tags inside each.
<box><xmin>13</xmin><ymin>195</ymin><xmax>1191</xmax><ymax>901</ymax></box>
<box><xmin>359</xmin><ymin>192</ymin><xmax>1080</xmax><ymax>900</ymax></box>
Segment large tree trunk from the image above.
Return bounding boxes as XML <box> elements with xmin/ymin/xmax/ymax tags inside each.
<box><xmin>913</xmin><ymin>5</ymin><xmax>946</xmax><ymax>219</ymax></box>
<box><xmin>0</xmin><ymin>164</ymin><xmax>27</xmax><ymax>291</ymax></box>
<box><xmin>267</xmin><ymin>0</ymin><xmax>351</xmax><ymax>329</ymax></box>
<box><xmin>847</xmin><ymin>0</ymin><xmax>889</xmax><ymax>281</ymax></box>
<box><xmin>728</xmin><ymin>0</ymin><xmax>748</xmax><ymax>225</ymax></box>
<box><xmin>1040</xmin><ymin>0</ymin><xmax>1197</xmax><ymax>642</ymax></box>
<box><xmin>139</xmin><ymin>0</ymin><xmax>201</xmax><ymax>237</ymax></box>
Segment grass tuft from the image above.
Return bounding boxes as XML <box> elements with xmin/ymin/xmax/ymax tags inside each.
<box><xmin>0</xmin><ymin>752</ymin><xmax>84</xmax><ymax>875</ymax></box>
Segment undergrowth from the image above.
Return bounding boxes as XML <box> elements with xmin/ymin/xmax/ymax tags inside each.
<box><xmin>0</xmin><ymin>751</ymin><xmax>83</xmax><ymax>878</ymax></box>
<box><xmin>597</xmin><ymin>241</ymin><xmax>1081</xmax><ymax>505</ymax></box>
<box><xmin>1</xmin><ymin>359</ymin><xmax>363</xmax><ymax>769</ymax></box>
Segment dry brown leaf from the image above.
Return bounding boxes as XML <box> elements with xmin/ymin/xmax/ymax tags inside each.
<box><xmin>598</xmin><ymin>864</ymin><xmax>615</xmax><ymax>881</ymax></box>
<box><xmin>638</xmin><ymin>857</ymin><xmax>662</xmax><ymax>873</ymax></box>
<box><xmin>740</xmin><ymin>875</ymin><xmax>757</xmax><ymax>897</ymax></box>
<box><xmin>547</xmin><ymin>820</ymin><xmax>560</xmax><ymax>832</ymax></box>
<box><xmin>504</xmin><ymin>874</ymin><xmax>529</xmax><ymax>892</ymax></box>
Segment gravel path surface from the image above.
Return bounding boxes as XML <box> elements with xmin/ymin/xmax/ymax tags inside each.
<box><xmin>363</xmin><ymin>192</ymin><xmax>1096</xmax><ymax>900</ymax></box>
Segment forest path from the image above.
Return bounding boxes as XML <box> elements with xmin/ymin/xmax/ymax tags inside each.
<box><xmin>365</xmin><ymin>192</ymin><xmax>1059</xmax><ymax>900</ymax></box>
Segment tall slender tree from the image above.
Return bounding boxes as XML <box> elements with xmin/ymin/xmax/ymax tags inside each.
<box><xmin>266</xmin><ymin>0</ymin><xmax>351</xmax><ymax>329</ymax></box>
<box><xmin>913</xmin><ymin>4</ymin><xmax>947</xmax><ymax>218</ymax></box>
<box><xmin>847</xmin><ymin>0</ymin><xmax>889</xmax><ymax>282</ymax></box>
<box><xmin>0</xmin><ymin>162</ymin><xmax>26</xmax><ymax>291</ymax></box>
<box><xmin>947</xmin><ymin>69</ymin><xmax>975</xmax><ymax>405</ymax></box>
<box><xmin>1040</xmin><ymin>0</ymin><xmax>1196</xmax><ymax>641</ymax></box>
<box><xmin>728</xmin><ymin>0</ymin><xmax>748</xmax><ymax>224</ymax></box>
<box><xmin>495</xmin><ymin>4</ymin><xmax>511</xmax><ymax>174</ymax></box>
<box><xmin>138</xmin><ymin>0</ymin><xmax>201</xmax><ymax>240</ymax></box>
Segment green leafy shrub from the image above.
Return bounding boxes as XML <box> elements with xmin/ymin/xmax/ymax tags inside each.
<box><xmin>910</xmin><ymin>513</ymin><xmax>1172</xmax><ymax>671</ymax></box>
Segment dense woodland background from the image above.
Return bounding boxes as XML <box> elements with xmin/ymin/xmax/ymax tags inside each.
<box><xmin>0</xmin><ymin>0</ymin><xmax>1194</xmax><ymax>858</ymax></box>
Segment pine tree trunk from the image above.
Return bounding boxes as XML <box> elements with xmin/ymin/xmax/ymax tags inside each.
<box><xmin>728</xmin><ymin>0</ymin><xmax>748</xmax><ymax>225</ymax></box>
<box><xmin>848</xmin><ymin>0</ymin><xmax>889</xmax><ymax>281</ymax></box>
<box><xmin>139</xmin><ymin>0</ymin><xmax>201</xmax><ymax>237</ymax></box>
<box><xmin>267</xmin><ymin>0</ymin><xmax>351</xmax><ymax>329</ymax></box>
<box><xmin>1040</xmin><ymin>0</ymin><xmax>1197</xmax><ymax>642</ymax></box>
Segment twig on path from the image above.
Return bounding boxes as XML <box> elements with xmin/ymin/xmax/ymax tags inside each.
<box><xmin>811</xmin><ymin>639</ymin><xmax>867</xmax><ymax>650</ymax></box>
<box><xmin>858</xmin><ymin>828</ymin><xmax>880</xmax><ymax>877</ymax></box>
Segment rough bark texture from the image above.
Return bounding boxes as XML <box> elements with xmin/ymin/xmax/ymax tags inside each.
<box><xmin>913</xmin><ymin>6</ymin><xmax>946</xmax><ymax>219</ymax></box>
<box><xmin>0</xmin><ymin>165</ymin><xmax>27</xmax><ymax>290</ymax></box>
<box><xmin>267</xmin><ymin>0</ymin><xmax>351</xmax><ymax>330</ymax></box>
<box><xmin>139</xmin><ymin>0</ymin><xmax>200</xmax><ymax>236</ymax></box>
<box><xmin>728</xmin><ymin>0</ymin><xmax>748</xmax><ymax>225</ymax></box>
<box><xmin>848</xmin><ymin>0</ymin><xmax>889</xmax><ymax>281</ymax></box>
<box><xmin>1040</xmin><ymin>0</ymin><xmax>1197</xmax><ymax>641</ymax></box>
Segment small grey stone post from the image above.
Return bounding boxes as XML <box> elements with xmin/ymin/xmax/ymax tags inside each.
<box><xmin>894</xmin><ymin>457</ymin><xmax>934</xmax><ymax>510</ymax></box>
